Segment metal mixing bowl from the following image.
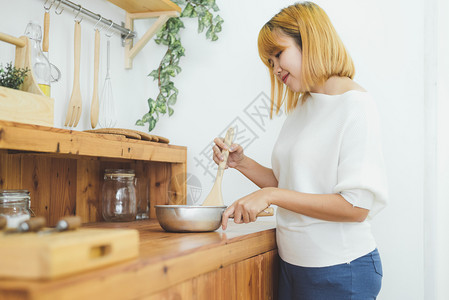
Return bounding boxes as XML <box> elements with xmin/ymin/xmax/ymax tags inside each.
<box><xmin>155</xmin><ymin>205</ymin><xmax>227</xmax><ymax>232</ymax></box>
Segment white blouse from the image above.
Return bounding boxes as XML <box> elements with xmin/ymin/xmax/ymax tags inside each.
<box><xmin>271</xmin><ymin>90</ymin><xmax>388</xmax><ymax>267</ymax></box>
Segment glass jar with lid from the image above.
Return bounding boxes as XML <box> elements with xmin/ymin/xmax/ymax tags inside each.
<box><xmin>0</xmin><ymin>190</ymin><xmax>32</xmax><ymax>229</ymax></box>
<box><xmin>102</xmin><ymin>169</ymin><xmax>137</xmax><ymax>222</ymax></box>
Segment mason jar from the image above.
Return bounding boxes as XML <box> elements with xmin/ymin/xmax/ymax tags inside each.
<box><xmin>101</xmin><ymin>169</ymin><xmax>137</xmax><ymax>222</ymax></box>
<box><xmin>0</xmin><ymin>190</ymin><xmax>32</xmax><ymax>229</ymax></box>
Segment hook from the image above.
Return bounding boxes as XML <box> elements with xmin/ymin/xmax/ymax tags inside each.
<box><xmin>94</xmin><ymin>15</ymin><xmax>103</xmax><ymax>31</ymax></box>
<box><xmin>55</xmin><ymin>0</ymin><xmax>64</xmax><ymax>15</ymax></box>
<box><xmin>124</xmin><ymin>29</ymin><xmax>132</xmax><ymax>40</ymax></box>
<box><xmin>121</xmin><ymin>29</ymin><xmax>133</xmax><ymax>46</ymax></box>
<box><xmin>74</xmin><ymin>4</ymin><xmax>83</xmax><ymax>23</ymax></box>
<box><xmin>43</xmin><ymin>0</ymin><xmax>54</xmax><ymax>11</ymax></box>
<box><xmin>105</xmin><ymin>20</ymin><xmax>114</xmax><ymax>37</ymax></box>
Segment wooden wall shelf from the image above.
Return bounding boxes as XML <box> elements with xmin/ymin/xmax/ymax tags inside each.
<box><xmin>107</xmin><ymin>0</ymin><xmax>182</xmax><ymax>69</ymax></box>
<box><xmin>0</xmin><ymin>121</ymin><xmax>187</xmax><ymax>225</ymax></box>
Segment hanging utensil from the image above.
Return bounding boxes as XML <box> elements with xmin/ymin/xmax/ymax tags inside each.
<box><xmin>202</xmin><ymin>127</ymin><xmax>235</xmax><ymax>206</ymax></box>
<box><xmin>90</xmin><ymin>29</ymin><xmax>100</xmax><ymax>128</ymax></box>
<box><xmin>64</xmin><ymin>20</ymin><xmax>83</xmax><ymax>127</ymax></box>
<box><xmin>42</xmin><ymin>1</ymin><xmax>61</xmax><ymax>83</ymax></box>
<box><xmin>99</xmin><ymin>37</ymin><xmax>117</xmax><ymax>128</ymax></box>
<box><xmin>43</xmin><ymin>4</ymin><xmax>50</xmax><ymax>53</ymax></box>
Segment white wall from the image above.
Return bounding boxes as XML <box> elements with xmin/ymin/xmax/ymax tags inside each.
<box><xmin>0</xmin><ymin>0</ymin><xmax>446</xmax><ymax>299</ymax></box>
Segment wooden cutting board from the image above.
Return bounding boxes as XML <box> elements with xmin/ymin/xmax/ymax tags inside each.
<box><xmin>0</xmin><ymin>228</ymin><xmax>139</xmax><ymax>280</ymax></box>
<box><xmin>84</xmin><ymin>128</ymin><xmax>170</xmax><ymax>144</ymax></box>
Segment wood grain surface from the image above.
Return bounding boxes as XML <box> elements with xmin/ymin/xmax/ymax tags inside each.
<box><xmin>0</xmin><ymin>221</ymin><xmax>277</xmax><ymax>299</ymax></box>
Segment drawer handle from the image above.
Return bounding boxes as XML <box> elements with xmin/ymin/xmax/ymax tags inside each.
<box><xmin>90</xmin><ymin>244</ymin><xmax>111</xmax><ymax>258</ymax></box>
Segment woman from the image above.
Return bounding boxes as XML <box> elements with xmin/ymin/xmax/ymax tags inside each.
<box><xmin>212</xmin><ymin>2</ymin><xmax>387</xmax><ymax>299</ymax></box>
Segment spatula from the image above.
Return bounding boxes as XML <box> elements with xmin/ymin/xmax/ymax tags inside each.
<box><xmin>202</xmin><ymin>127</ymin><xmax>235</xmax><ymax>206</ymax></box>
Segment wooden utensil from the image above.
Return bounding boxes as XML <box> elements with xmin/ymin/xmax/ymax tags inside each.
<box><xmin>4</xmin><ymin>217</ymin><xmax>46</xmax><ymax>234</ymax></box>
<box><xmin>43</xmin><ymin>10</ymin><xmax>50</xmax><ymax>52</ymax></box>
<box><xmin>202</xmin><ymin>127</ymin><xmax>235</xmax><ymax>206</ymax></box>
<box><xmin>64</xmin><ymin>21</ymin><xmax>83</xmax><ymax>127</ymax></box>
<box><xmin>39</xmin><ymin>216</ymin><xmax>82</xmax><ymax>234</ymax></box>
<box><xmin>0</xmin><ymin>216</ymin><xmax>6</xmax><ymax>230</ymax></box>
<box><xmin>90</xmin><ymin>29</ymin><xmax>100</xmax><ymax>128</ymax></box>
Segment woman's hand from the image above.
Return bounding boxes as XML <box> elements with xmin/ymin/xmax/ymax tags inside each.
<box><xmin>221</xmin><ymin>187</ymin><xmax>275</xmax><ymax>230</ymax></box>
<box><xmin>212</xmin><ymin>137</ymin><xmax>245</xmax><ymax>169</ymax></box>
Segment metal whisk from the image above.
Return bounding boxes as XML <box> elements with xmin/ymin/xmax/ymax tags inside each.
<box><xmin>99</xmin><ymin>39</ymin><xmax>117</xmax><ymax>128</ymax></box>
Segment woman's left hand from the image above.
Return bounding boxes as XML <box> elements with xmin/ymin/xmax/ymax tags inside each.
<box><xmin>221</xmin><ymin>187</ymin><xmax>274</xmax><ymax>230</ymax></box>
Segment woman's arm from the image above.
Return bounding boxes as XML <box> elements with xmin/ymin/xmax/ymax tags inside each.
<box><xmin>234</xmin><ymin>156</ymin><xmax>278</xmax><ymax>188</ymax></box>
<box><xmin>221</xmin><ymin>187</ymin><xmax>369</xmax><ymax>230</ymax></box>
<box><xmin>213</xmin><ymin>138</ymin><xmax>278</xmax><ymax>188</ymax></box>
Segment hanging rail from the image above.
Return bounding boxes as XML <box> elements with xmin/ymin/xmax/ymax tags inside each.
<box><xmin>45</xmin><ymin>0</ymin><xmax>136</xmax><ymax>41</ymax></box>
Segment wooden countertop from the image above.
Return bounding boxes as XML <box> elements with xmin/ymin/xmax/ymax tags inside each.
<box><xmin>0</xmin><ymin>220</ymin><xmax>276</xmax><ymax>299</ymax></box>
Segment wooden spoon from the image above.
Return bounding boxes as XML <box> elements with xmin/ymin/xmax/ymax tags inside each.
<box><xmin>90</xmin><ymin>29</ymin><xmax>100</xmax><ymax>128</ymax></box>
<box><xmin>43</xmin><ymin>10</ymin><xmax>49</xmax><ymax>52</ymax></box>
<box><xmin>202</xmin><ymin>127</ymin><xmax>235</xmax><ymax>206</ymax></box>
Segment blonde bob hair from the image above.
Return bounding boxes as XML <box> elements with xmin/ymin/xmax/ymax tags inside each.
<box><xmin>258</xmin><ymin>1</ymin><xmax>355</xmax><ymax>117</ymax></box>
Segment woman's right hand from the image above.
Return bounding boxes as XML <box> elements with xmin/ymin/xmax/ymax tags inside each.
<box><xmin>212</xmin><ymin>137</ymin><xmax>245</xmax><ymax>169</ymax></box>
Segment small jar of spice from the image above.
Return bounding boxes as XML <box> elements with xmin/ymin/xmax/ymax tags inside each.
<box><xmin>0</xmin><ymin>190</ymin><xmax>32</xmax><ymax>229</ymax></box>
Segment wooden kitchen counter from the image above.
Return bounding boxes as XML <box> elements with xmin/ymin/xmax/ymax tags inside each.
<box><xmin>0</xmin><ymin>220</ymin><xmax>278</xmax><ymax>300</ymax></box>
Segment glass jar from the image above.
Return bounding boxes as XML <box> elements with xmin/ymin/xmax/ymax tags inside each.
<box><xmin>102</xmin><ymin>169</ymin><xmax>137</xmax><ymax>222</ymax></box>
<box><xmin>0</xmin><ymin>190</ymin><xmax>32</xmax><ymax>229</ymax></box>
<box><xmin>24</xmin><ymin>21</ymin><xmax>51</xmax><ymax>96</ymax></box>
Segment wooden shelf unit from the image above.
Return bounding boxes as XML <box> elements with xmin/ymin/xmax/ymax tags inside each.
<box><xmin>106</xmin><ymin>0</ymin><xmax>182</xmax><ymax>69</ymax></box>
<box><xmin>0</xmin><ymin>121</ymin><xmax>187</xmax><ymax>226</ymax></box>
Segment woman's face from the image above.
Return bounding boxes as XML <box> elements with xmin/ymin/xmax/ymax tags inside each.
<box><xmin>268</xmin><ymin>33</ymin><xmax>302</xmax><ymax>93</ymax></box>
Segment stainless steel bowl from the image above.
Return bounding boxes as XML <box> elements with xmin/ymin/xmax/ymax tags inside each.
<box><xmin>155</xmin><ymin>205</ymin><xmax>227</xmax><ymax>232</ymax></box>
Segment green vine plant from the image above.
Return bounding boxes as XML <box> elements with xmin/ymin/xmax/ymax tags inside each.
<box><xmin>136</xmin><ymin>0</ymin><xmax>223</xmax><ymax>132</ymax></box>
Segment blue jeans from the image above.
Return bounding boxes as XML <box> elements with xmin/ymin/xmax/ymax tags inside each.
<box><xmin>278</xmin><ymin>249</ymin><xmax>383</xmax><ymax>300</ymax></box>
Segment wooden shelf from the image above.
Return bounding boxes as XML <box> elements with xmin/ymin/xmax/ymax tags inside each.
<box><xmin>106</xmin><ymin>0</ymin><xmax>182</xmax><ymax>69</ymax></box>
<box><xmin>0</xmin><ymin>121</ymin><xmax>185</xmax><ymax>163</ymax></box>
<box><xmin>0</xmin><ymin>121</ymin><xmax>187</xmax><ymax>226</ymax></box>
<box><xmin>0</xmin><ymin>220</ymin><xmax>277</xmax><ymax>299</ymax></box>
<box><xmin>107</xmin><ymin>0</ymin><xmax>181</xmax><ymax>13</ymax></box>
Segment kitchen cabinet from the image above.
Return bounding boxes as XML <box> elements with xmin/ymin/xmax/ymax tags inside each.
<box><xmin>0</xmin><ymin>220</ymin><xmax>278</xmax><ymax>299</ymax></box>
<box><xmin>0</xmin><ymin>121</ymin><xmax>187</xmax><ymax>225</ymax></box>
<box><xmin>0</xmin><ymin>121</ymin><xmax>279</xmax><ymax>299</ymax></box>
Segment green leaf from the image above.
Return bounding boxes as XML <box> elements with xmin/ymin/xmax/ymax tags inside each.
<box><xmin>141</xmin><ymin>113</ymin><xmax>151</xmax><ymax>122</ymax></box>
<box><xmin>148</xmin><ymin>117</ymin><xmax>157</xmax><ymax>132</ymax></box>
<box><xmin>149</xmin><ymin>69</ymin><xmax>159</xmax><ymax>80</ymax></box>
<box><xmin>172</xmin><ymin>0</ymin><xmax>186</xmax><ymax>5</ymax></box>
<box><xmin>198</xmin><ymin>19</ymin><xmax>205</xmax><ymax>33</ymax></box>
<box><xmin>156</xmin><ymin>101</ymin><xmax>167</xmax><ymax>113</ymax></box>
<box><xmin>206</xmin><ymin>25</ymin><xmax>213</xmax><ymax>39</ymax></box>
<box><xmin>168</xmin><ymin>93</ymin><xmax>177</xmax><ymax>105</ymax></box>
<box><xmin>212</xmin><ymin>3</ymin><xmax>220</xmax><ymax>11</ymax></box>
<box><xmin>213</xmin><ymin>15</ymin><xmax>224</xmax><ymax>24</ymax></box>
<box><xmin>135</xmin><ymin>119</ymin><xmax>145</xmax><ymax>126</ymax></box>
<box><xmin>181</xmin><ymin>3</ymin><xmax>194</xmax><ymax>17</ymax></box>
<box><xmin>168</xmin><ymin>106</ymin><xmax>174</xmax><ymax>116</ymax></box>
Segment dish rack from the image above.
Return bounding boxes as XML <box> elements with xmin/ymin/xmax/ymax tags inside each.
<box><xmin>0</xmin><ymin>32</ymin><xmax>54</xmax><ymax>127</ymax></box>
